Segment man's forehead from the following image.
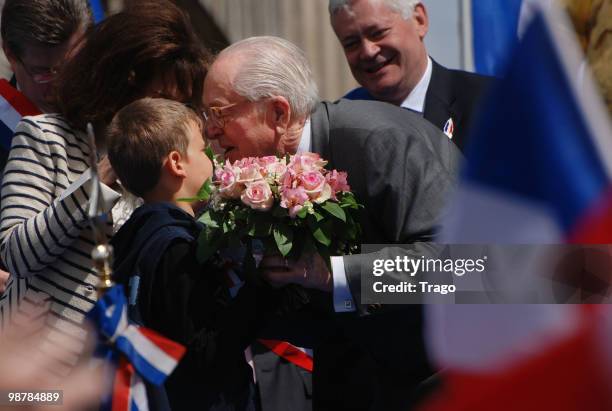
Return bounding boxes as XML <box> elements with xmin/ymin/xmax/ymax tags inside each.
<box><xmin>19</xmin><ymin>32</ymin><xmax>81</xmax><ymax>67</ymax></box>
<box><xmin>332</xmin><ymin>0</ymin><xmax>403</xmax><ymax>29</ymax></box>
<box><xmin>204</xmin><ymin>57</ymin><xmax>240</xmax><ymax>104</ymax></box>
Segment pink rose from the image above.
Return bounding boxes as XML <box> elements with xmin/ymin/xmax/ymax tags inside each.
<box><xmin>280</xmin><ymin>187</ymin><xmax>309</xmax><ymax>218</ymax></box>
<box><xmin>257</xmin><ymin>156</ymin><xmax>278</xmax><ymax>167</ymax></box>
<box><xmin>237</xmin><ymin>163</ymin><xmax>264</xmax><ymax>184</ymax></box>
<box><xmin>215</xmin><ymin>165</ymin><xmax>242</xmax><ymax>199</ymax></box>
<box><xmin>325</xmin><ymin>170</ymin><xmax>350</xmax><ymax>200</ymax></box>
<box><xmin>298</xmin><ymin>171</ymin><xmax>332</xmax><ymax>203</ymax></box>
<box><xmin>233</xmin><ymin>157</ymin><xmax>258</xmax><ymax>168</ymax></box>
<box><xmin>265</xmin><ymin>161</ymin><xmax>287</xmax><ymax>181</ymax></box>
<box><xmin>241</xmin><ymin>180</ymin><xmax>274</xmax><ymax>211</ymax></box>
<box><xmin>280</xmin><ymin>168</ymin><xmax>297</xmax><ymax>191</ymax></box>
<box><xmin>298</xmin><ymin>170</ymin><xmax>325</xmax><ymax>191</ymax></box>
<box><xmin>288</xmin><ymin>152</ymin><xmax>327</xmax><ymax>174</ymax></box>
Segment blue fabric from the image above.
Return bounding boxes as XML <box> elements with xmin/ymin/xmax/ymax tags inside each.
<box><xmin>463</xmin><ymin>12</ymin><xmax>608</xmax><ymax>233</ymax></box>
<box><xmin>343</xmin><ymin>87</ymin><xmax>374</xmax><ymax>101</ymax></box>
<box><xmin>0</xmin><ymin>121</ymin><xmax>14</xmax><ymax>151</ymax></box>
<box><xmin>472</xmin><ymin>0</ymin><xmax>523</xmax><ymax>76</ymax></box>
<box><xmin>88</xmin><ymin>0</ymin><xmax>105</xmax><ymax>23</ymax></box>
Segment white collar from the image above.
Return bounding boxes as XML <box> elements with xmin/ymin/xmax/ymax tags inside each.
<box><xmin>296</xmin><ymin>117</ymin><xmax>312</xmax><ymax>153</ymax></box>
<box><xmin>400</xmin><ymin>56</ymin><xmax>432</xmax><ymax>113</ymax></box>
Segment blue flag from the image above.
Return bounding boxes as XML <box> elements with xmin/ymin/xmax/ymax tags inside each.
<box><xmin>471</xmin><ymin>0</ymin><xmax>523</xmax><ymax>76</ymax></box>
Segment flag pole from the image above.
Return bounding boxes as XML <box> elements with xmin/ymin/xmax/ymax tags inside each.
<box><xmin>86</xmin><ymin>123</ymin><xmax>114</xmax><ymax>298</ymax></box>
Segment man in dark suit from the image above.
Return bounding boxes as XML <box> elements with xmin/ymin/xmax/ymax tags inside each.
<box><xmin>330</xmin><ymin>0</ymin><xmax>492</xmax><ymax>152</ymax></box>
<box><xmin>203</xmin><ymin>36</ymin><xmax>461</xmax><ymax>410</ymax></box>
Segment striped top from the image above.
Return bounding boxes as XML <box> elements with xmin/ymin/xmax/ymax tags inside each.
<box><xmin>0</xmin><ymin>114</ymin><xmax>123</xmax><ymax>371</ymax></box>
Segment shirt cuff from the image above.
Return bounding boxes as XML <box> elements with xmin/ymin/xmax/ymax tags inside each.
<box><xmin>331</xmin><ymin>256</ymin><xmax>356</xmax><ymax>312</ymax></box>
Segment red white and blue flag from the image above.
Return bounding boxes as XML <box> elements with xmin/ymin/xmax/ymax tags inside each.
<box><xmin>87</xmin><ymin>285</ymin><xmax>186</xmax><ymax>411</ymax></box>
<box><xmin>423</xmin><ymin>2</ymin><xmax>612</xmax><ymax>409</ymax></box>
<box><xmin>0</xmin><ymin>79</ymin><xmax>40</xmax><ymax>151</ymax></box>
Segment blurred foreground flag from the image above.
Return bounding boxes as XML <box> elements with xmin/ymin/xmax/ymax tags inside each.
<box><xmin>423</xmin><ymin>1</ymin><xmax>612</xmax><ymax>410</ymax></box>
<box><xmin>470</xmin><ymin>0</ymin><xmax>557</xmax><ymax>76</ymax></box>
<box><xmin>470</xmin><ymin>0</ymin><xmax>522</xmax><ymax>76</ymax></box>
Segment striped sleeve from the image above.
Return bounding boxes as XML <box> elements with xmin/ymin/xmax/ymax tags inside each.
<box><xmin>0</xmin><ymin>120</ymin><xmax>94</xmax><ymax>278</ymax></box>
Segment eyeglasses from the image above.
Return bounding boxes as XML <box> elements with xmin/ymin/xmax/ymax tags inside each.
<box><xmin>202</xmin><ymin>101</ymin><xmax>250</xmax><ymax>129</ymax></box>
<box><xmin>17</xmin><ymin>57</ymin><xmax>59</xmax><ymax>84</ymax></box>
<box><xmin>202</xmin><ymin>102</ymin><xmax>239</xmax><ymax>129</ymax></box>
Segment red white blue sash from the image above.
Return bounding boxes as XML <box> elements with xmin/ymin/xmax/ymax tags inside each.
<box><xmin>88</xmin><ymin>285</ymin><xmax>186</xmax><ymax>411</ymax></box>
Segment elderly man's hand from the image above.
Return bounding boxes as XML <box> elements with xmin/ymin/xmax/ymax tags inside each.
<box><xmin>260</xmin><ymin>251</ymin><xmax>333</xmax><ymax>292</ymax></box>
<box><xmin>0</xmin><ymin>269</ymin><xmax>9</xmax><ymax>294</ymax></box>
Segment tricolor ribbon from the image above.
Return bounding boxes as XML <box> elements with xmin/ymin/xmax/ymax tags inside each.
<box><xmin>258</xmin><ymin>339</ymin><xmax>314</xmax><ymax>372</ymax></box>
<box><xmin>220</xmin><ymin>245</ymin><xmax>314</xmax><ymax>373</ymax></box>
<box><xmin>0</xmin><ymin>79</ymin><xmax>40</xmax><ymax>151</ymax></box>
<box><xmin>87</xmin><ymin>286</ymin><xmax>186</xmax><ymax>411</ymax></box>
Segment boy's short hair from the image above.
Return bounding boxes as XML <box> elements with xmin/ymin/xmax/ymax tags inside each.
<box><xmin>107</xmin><ymin>97</ymin><xmax>203</xmax><ymax>197</ymax></box>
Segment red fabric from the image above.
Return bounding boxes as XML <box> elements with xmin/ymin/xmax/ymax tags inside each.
<box><xmin>111</xmin><ymin>357</ymin><xmax>132</xmax><ymax>411</ymax></box>
<box><xmin>419</xmin><ymin>318</ymin><xmax>612</xmax><ymax>411</ymax></box>
<box><xmin>138</xmin><ymin>326</ymin><xmax>186</xmax><ymax>361</ymax></box>
<box><xmin>569</xmin><ymin>189</ymin><xmax>612</xmax><ymax>244</ymax></box>
<box><xmin>258</xmin><ymin>339</ymin><xmax>314</xmax><ymax>372</ymax></box>
<box><xmin>0</xmin><ymin>79</ymin><xmax>40</xmax><ymax>116</ymax></box>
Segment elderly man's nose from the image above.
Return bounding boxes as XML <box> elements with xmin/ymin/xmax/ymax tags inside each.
<box><xmin>205</xmin><ymin>123</ymin><xmax>222</xmax><ymax>140</ymax></box>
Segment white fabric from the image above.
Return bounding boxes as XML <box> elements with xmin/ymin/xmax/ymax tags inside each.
<box><xmin>400</xmin><ymin>57</ymin><xmax>433</xmax><ymax>113</ymax></box>
<box><xmin>331</xmin><ymin>256</ymin><xmax>356</xmax><ymax>312</ymax></box>
<box><xmin>295</xmin><ymin>118</ymin><xmax>311</xmax><ymax>154</ymax></box>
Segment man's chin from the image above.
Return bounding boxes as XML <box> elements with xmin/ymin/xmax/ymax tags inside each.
<box><xmin>360</xmin><ymin>76</ymin><xmax>401</xmax><ymax>97</ymax></box>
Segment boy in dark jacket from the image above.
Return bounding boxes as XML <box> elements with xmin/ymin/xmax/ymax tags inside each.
<box><xmin>107</xmin><ymin>98</ymin><xmax>278</xmax><ymax>411</ymax></box>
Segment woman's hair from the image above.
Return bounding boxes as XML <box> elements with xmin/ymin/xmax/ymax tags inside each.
<box><xmin>56</xmin><ymin>0</ymin><xmax>211</xmax><ymax>130</ymax></box>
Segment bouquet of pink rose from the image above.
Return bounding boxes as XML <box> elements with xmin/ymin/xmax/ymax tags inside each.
<box><xmin>194</xmin><ymin>152</ymin><xmax>362</xmax><ymax>265</ymax></box>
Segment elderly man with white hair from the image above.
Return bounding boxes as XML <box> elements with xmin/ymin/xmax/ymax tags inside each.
<box><xmin>330</xmin><ymin>0</ymin><xmax>492</xmax><ymax>152</ymax></box>
<box><xmin>204</xmin><ymin>35</ymin><xmax>461</xmax><ymax>411</ymax></box>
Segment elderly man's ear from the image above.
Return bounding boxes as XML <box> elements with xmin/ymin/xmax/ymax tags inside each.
<box><xmin>267</xmin><ymin>96</ymin><xmax>292</xmax><ymax>136</ymax></box>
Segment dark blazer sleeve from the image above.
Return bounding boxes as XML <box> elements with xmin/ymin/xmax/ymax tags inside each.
<box><xmin>339</xmin><ymin>121</ymin><xmax>459</xmax><ymax>315</ymax></box>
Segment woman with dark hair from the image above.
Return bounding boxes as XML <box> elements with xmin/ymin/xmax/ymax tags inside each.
<box><xmin>0</xmin><ymin>0</ymin><xmax>210</xmax><ymax>368</ymax></box>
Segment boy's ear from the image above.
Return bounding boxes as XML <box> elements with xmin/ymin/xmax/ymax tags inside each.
<box><xmin>164</xmin><ymin>151</ymin><xmax>187</xmax><ymax>178</ymax></box>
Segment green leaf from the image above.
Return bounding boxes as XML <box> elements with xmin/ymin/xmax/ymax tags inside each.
<box><xmin>321</xmin><ymin>202</ymin><xmax>346</xmax><ymax>222</ymax></box>
<box><xmin>177</xmin><ymin>178</ymin><xmax>213</xmax><ymax>202</ymax></box>
<box><xmin>204</xmin><ymin>145</ymin><xmax>216</xmax><ymax>162</ymax></box>
<box><xmin>296</xmin><ymin>206</ymin><xmax>309</xmax><ymax>219</ymax></box>
<box><xmin>198</xmin><ymin>210</ymin><xmax>219</xmax><ymax>228</ymax></box>
<box><xmin>312</xmin><ymin>211</ymin><xmax>324</xmax><ymax>222</ymax></box>
<box><xmin>339</xmin><ymin>193</ymin><xmax>361</xmax><ymax>209</ymax></box>
<box><xmin>273</xmin><ymin>224</ymin><xmax>293</xmax><ymax>256</ymax></box>
<box><xmin>222</xmin><ymin>219</ymin><xmax>235</xmax><ymax>233</ymax></box>
<box><xmin>312</xmin><ymin>223</ymin><xmax>332</xmax><ymax>246</ymax></box>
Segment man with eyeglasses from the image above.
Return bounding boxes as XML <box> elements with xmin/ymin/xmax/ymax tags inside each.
<box><xmin>1</xmin><ymin>0</ymin><xmax>92</xmax><ymax>114</ymax></box>
<box><xmin>0</xmin><ymin>0</ymin><xmax>92</xmax><ymax>295</ymax></box>
<box><xmin>204</xmin><ymin>36</ymin><xmax>461</xmax><ymax>411</ymax></box>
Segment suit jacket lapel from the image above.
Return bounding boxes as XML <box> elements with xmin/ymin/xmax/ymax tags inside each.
<box><xmin>423</xmin><ymin>59</ymin><xmax>462</xmax><ymax>134</ymax></box>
